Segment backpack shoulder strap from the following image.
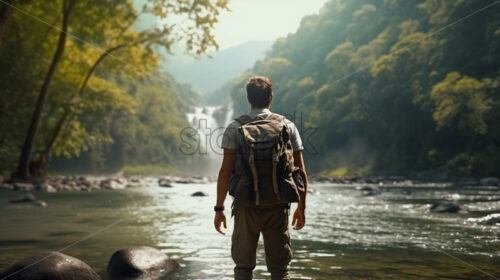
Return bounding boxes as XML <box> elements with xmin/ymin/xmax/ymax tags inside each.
<box><xmin>235</xmin><ymin>114</ymin><xmax>254</xmax><ymax>125</ymax></box>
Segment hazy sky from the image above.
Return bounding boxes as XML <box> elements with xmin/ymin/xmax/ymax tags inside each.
<box><xmin>161</xmin><ymin>0</ymin><xmax>331</xmax><ymax>88</ymax></box>
<box><xmin>213</xmin><ymin>0</ymin><xmax>330</xmax><ymax>50</ymax></box>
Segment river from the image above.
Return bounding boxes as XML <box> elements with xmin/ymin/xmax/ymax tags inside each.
<box><xmin>0</xmin><ymin>181</ymin><xmax>499</xmax><ymax>279</ymax></box>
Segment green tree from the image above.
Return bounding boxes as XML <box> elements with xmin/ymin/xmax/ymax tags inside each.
<box><xmin>224</xmin><ymin>0</ymin><xmax>500</xmax><ymax>176</ymax></box>
<box><xmin>4</xmin><ymin>0</ymin><xmax>228</xmax><ymax>178</ymax></box>
<box><xmin>15</xmin><ymin>0</ymin><xmax>76</xmax><ymax>179</ymax></box>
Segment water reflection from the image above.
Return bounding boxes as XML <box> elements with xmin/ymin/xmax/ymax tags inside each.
<box><xmin>0</xmin><ymin>182</ymin><xmax>499</xmax><ymax>279</ymax></box>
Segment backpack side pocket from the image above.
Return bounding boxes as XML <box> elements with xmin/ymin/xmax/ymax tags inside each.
<box><xmin>278</xmin><ymin>173</ymin><xmax>300</xmax><ymax>203</ymax></box>
<box><xmin>228</xmin><ymin>172</ymin><xmax>240</xmax><ymax>197</ymax></box>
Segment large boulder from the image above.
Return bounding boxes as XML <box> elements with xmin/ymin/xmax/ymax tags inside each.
<box><xmin>107</xmin><ymin>246</ymin><xmax>179</xmax><ymax>279</ymax></box>
<box><xmin>430</xmin><ymin>202</ymin><xmax>460</xmax><ymax>213</ymax></box>
<box><xmin>0</xmin><ymin>251</ymin><xmax>101</xmax><ymax>280</ymax></box>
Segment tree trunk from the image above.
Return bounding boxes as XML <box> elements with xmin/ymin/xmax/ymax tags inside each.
<box><xmin>0</xmin><ymin>0</ymin><xmax>14</xmax><ymax>44</ymax></box>
<box><xmin>33</xmin><ymin>43</ymin><xmax>128</xmax><ymax>175</ymax></box>
<box><xmin>14</xmin><ymin>0</ymin><xmax>75</xmax><ymax>179</ymax></box>
<box><xmin>32</xmin><ymin>113</ymin><xmax>69</xmax><ymax>177</ymax></box>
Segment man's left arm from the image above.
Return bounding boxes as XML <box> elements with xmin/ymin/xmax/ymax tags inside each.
<box><xmin>292</xmin><ymin>150</ymin><xmax>308</xmax><ymax>230</ymax></box>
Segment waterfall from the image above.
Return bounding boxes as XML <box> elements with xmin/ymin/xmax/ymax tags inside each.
<box><xmin>186</xmin><ymin>104</ymin><xmax>234</xmax><ymax>174</ymax></box>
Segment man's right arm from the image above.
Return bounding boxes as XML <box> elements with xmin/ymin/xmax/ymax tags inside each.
<box><xmin>215</xmin><ymin>149</ymin><xmax>236</xmax><ymax>208</ymax></box>
<box><xmin>214</xmin><ymin>148</ymin><xmax>236</xmax><ymax>235</ymax></box>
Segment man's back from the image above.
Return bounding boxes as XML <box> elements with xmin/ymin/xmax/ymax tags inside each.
<box><xmin>214</xmin><ymin>76</ymin><xmax>308</xmax><ymax>280</ymax></box>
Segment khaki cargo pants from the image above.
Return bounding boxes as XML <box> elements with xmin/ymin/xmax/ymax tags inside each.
<box><xmin>231</xmin><ymin>201</ymin><xmax>292</xmax><ymax>280</ymax></box>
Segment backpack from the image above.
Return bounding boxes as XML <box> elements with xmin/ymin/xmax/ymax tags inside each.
<box><xmin>228</xmin><ymin>113</ymin><xmax>305</xmax><ymax>205</ymax></box>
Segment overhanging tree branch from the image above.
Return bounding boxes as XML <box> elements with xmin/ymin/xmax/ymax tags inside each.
<box><xmin>15</xmin><ymin>0</ymin><xmax>76</xmax><ymax>179</ymax></box>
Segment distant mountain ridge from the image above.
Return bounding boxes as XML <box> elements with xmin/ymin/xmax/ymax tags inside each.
<box><xmin>163</xmin><ymin>41</ymin><xmax>272</xmax><ymax>95</ymax></box>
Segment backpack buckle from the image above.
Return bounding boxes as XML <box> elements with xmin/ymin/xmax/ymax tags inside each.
<box><xmin>272</xmin><ymin>152</ymin><xmax>279</xmax><ymax>163</ymax></box>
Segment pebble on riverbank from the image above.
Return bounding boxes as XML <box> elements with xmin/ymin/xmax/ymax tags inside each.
<box><xmin>0</xmin><ymin>175</ymin><xmax>498</xmax><ymax>193</ymax></box>
<box><xmin>0</xmin><ymin>175</ymin><xmax>215</xmax><ymax>193</ymax></box>
<box><xmin>307</xmin><ymin>175</ymin><xmax>500</xmax><ymax>187</ymax></box>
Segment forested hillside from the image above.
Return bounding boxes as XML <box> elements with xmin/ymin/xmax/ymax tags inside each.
<box><xmin>0</xmin><ymin>0</ymin><xmax>227</xmax><ymax>178</ymax></box>
<box><xmin>48</xmin><ymin>74</ymin><xmax>205</xmax><ymax>175</ymax></box>
<box><xmin>228</xmin><ymin>0</ymin><xmax>500</xmax><ymax>177</ymax></box>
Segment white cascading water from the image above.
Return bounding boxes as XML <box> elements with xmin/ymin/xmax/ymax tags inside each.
<box><xmin>186</xmin><ymin>104</ymin><xmax>233</xmax><ymax>175</ymax></box>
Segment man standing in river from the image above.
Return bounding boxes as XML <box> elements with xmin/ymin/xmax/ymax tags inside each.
<box><xmin>214</xmin><ymin>76</ymin><xmax>308</xmax><ymax>280</ymax></box>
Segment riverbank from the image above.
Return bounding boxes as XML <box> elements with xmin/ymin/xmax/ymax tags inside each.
<box><xmin>0</xmin><ymin>175</ymin><xmax>214</xmax><ymax>193</ymax></box>
<box><xmin>0</xmin><ymin>174</ymin><xmax>498</xmax><ymax>193</ymax></box>
<box><xmin>308</xmin><ymin>174</ymin><xmax>500</xmax><ymax>186</ymax></box>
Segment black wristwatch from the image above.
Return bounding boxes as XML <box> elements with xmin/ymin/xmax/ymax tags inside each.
<box><xmin>214</xmin><ymin>206</ymin><xmax>225</xmax><ymax>212</ymax></box>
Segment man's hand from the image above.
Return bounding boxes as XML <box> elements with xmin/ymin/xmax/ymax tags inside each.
<box><xmin>214</xmin><ymin>149</ymin><xmax>234</xmax><ymax>236</ymax></box>
<box><xmin>292</xmin><ymin>208</ymin><xmax>305</xmax><ymax>230</ymax></box>
<box><xmin>214</xmin><ymin>211</ymin><xmax>227</xmax><ymax>235</ymax></box>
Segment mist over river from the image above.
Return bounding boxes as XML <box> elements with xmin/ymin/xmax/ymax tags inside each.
<box><xmin>1</xmin><ymin>180</ymin><xmax>499</xmax><ymax>279</ymax></box>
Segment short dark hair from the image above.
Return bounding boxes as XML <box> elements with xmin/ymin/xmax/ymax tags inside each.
<box><xmin>246</xmin><ymin>76</ymin><xmax>273</xmax><ymax>108</ymax></box>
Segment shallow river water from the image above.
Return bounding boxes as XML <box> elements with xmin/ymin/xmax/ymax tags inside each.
<box><xmin>1</xmin><ymin>180</ymin><xmax>499</xmax><ymax>279</ymax></box>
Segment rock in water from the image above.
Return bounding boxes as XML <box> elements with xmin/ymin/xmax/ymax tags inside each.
<box><xmin>36</xmin><ymin>183</ymin><xmax>57</xmax><ymax>193</ymax></box>
<box><xmin>158</xmin><ymin>178</ymin><xmax>173</xmax><ymax>188</ymax></box>
<box><xmin>9</xmin><ymin>193</ymin><xmax>37</xmax><ymax>203</ymax></box>
<box><xmin>479</xmin><ymin>177</ymin><xmax>499</xmax><ymax>186</ymax></box>
<box><xmin>0</xmin><ymin>251</ymin><xmax>101</xmax><ymax>280</ymax></box>
<box><xmin>100</xmin><ymin>179</ymin><xmax>125</xmax><ymax>190</ymax></box>
<box><xmin>191</xmin><ymin>191</ymin><xmax>208</xmax><ymax>197</ymax></box>
<box><xmin>107</xmin><ymin>246</ymin><xmax>179</xmax><ymax>279</ymax></box>
<box><xmin>430</xmin><ymin>202</ymin><xmax>460</xmax><ymax>213</ymax></box>
<box><xmin>13</xmin><ymin>182</ymin><xmax>35</xmax><ymax>191</ymax></box>
<box><xmin>356</xmin><ymin>186</ymin><xmax>380</xmax><ymax>196</ymax></box>
<box><xmin>0</xmin><ymin>183</ymin><xmax>13</xmax><ymax>190</ymax></box>
<box><xmin>34</xmin><ymin>200</ymin><xmax>47</xmax><ymax>207</ymax></box>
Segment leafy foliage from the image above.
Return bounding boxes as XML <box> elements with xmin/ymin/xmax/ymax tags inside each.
<box><xmin>227</xmin><ymin>0</ymin><xmax>500</xmax><ymax>177</ymax></box>
<box><xmin>0</xmin><ymin>0</ymin><xmax>227</xmax><ymax>175</ymax></box>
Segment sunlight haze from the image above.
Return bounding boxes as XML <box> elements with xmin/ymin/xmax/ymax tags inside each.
<box><xmin>162</xmin><ymin>0</ymin><xmax>331</xmax><ymax>93</ymax></box>
<box><xmin>214</xmin><ymin>0</ymin><xmax>330</xmax><ymax>50</ymax></box>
